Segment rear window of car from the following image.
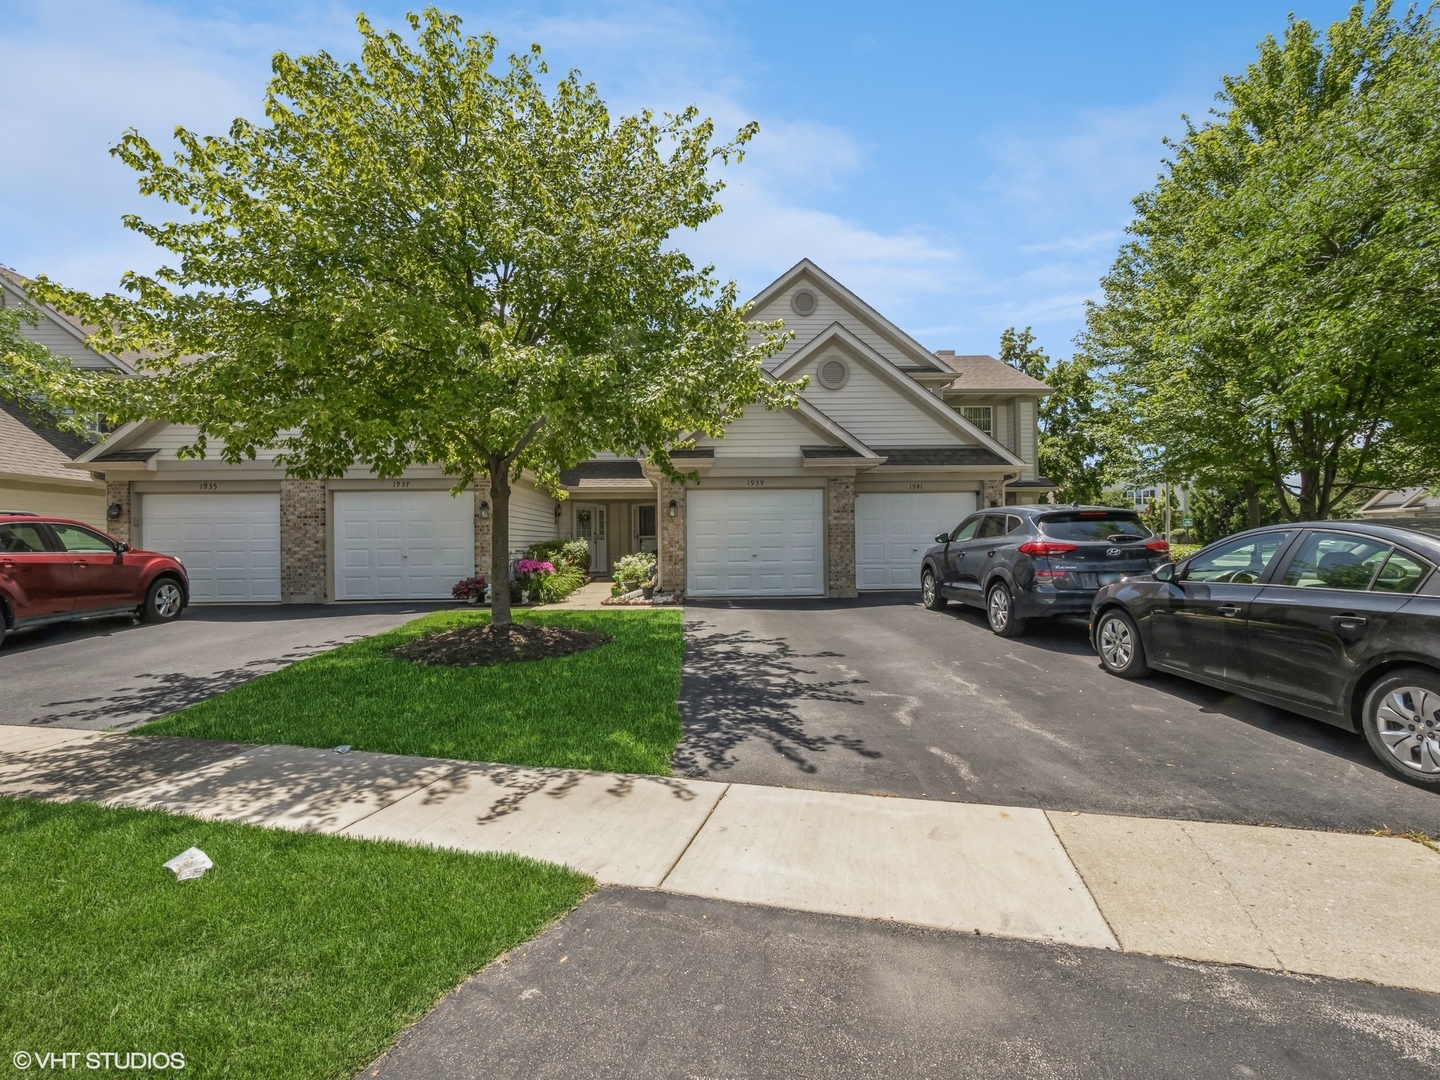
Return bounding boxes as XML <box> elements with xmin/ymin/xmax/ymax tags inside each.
<box><xmin>0</xmin><ymin>523</ymin><xmax>51</xmax><ymax>553</ymax></box>
<box><xmin>1038</xmin><ymin>512</ymin><xmax>1152</xmax><ymax>543</ymax></box>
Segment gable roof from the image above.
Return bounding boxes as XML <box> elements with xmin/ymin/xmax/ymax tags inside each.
<box><xmin>0</xmin><ymin>266</ymin><xmax>139</xmax><ymax>376</ymax></box>
<box><xmin>934</xmin><ymin>352</ymin><xmax>1051</xmax><ymax>394</ymax></box>
<box><xmin>748</xmin><ymin>259</ymin><xmax>950</xmax><ymax>373</ymax></box>
<box><xmin>0</xmin><ymin>405</ymin><xmax>102</xmax><ymax>487</ymax></box>
<box><xmin>772</xmin><ymin>323</ymin><xmax>1025</xmax><ymax>466</ymax></box>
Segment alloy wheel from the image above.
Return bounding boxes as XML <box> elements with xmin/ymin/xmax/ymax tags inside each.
<box><xmin>922</xmin><ymin>573</ymin><xmax>936</xmax><ymax>607</ymax></box>
<box><xmin>154</xmin><ymin>582</ymin><xmax>183</xmax><ymax>619</ymax></box>
<box><xmin>1099</xmin><ymin>615</ymin><xmax>1133</xmax><ymax>671</ymax></box>
<box><xmin>1374</xmin><ymin>686</ymin><xmax>1440</xmax><ymax>775</ymax></box>
<box><xmin>987</xmin><ymin>586</ymin><xmax>1009</xmax><ymax>631</ymax></box>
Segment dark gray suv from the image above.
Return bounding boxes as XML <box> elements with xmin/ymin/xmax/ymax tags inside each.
<box><xmin>920</xmin><ymin>506</ymin><xmax>1171</xmax><ymax>636</ymax></box>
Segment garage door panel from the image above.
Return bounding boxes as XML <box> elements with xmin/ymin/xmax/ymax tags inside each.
<box><xmin>855</xmin><ymin>492</ymin><xmax>978</xmax><ymax>592</ymax></box>
<box><xmin>687</xmin><ymin>489</ymin><xmax>824</xmax><ymax>597</ymax></box>
<box><xmin>142</xmin><ymin>493</ymin><xmax>282</xmax><ymax>603</ymax></box>
<box><xmin>334</xmin><ymin>490</ymin><xmax>474</xmax><ymax>600</ymax></box>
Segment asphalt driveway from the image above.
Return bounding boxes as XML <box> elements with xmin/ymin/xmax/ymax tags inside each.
<box><xmin>0</xmin><ymin>603</ymin><xmax>454</xmax><ymax>731</ymax></box>
<box><xmin>678</xmin><ymin>595</ymin><xmax>1440</xmax><ymax>835</ymax></box>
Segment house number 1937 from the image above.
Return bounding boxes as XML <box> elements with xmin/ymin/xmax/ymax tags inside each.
<box><xmin>391</xmin><ymin>480</ymin><xmax>411</xmax><ymax>489</ymax></box>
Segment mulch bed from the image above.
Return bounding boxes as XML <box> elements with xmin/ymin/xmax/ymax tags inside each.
<box><xmin>389</xmin><ymin>623</ymin><xmax>612</xmax><ymax>667</ymax></box>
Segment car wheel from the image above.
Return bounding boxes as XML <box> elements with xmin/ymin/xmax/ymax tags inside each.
<box><xmin>1095</xmin><ymin>608</ymin><xmax>1150</xmax><ymax>679</ymax></box>
<box><xmin>922</xmin><ymin>569</ymin><xmax>947</xmax><ymax>610</ymax></box>
<box><xmin>986</xmin><ymin>581</ymin><xmax>1026</xmax><ymax>637</ymax></box>
<box><xmin>143</xmin><ymin>577</ymin><xmax>185</xmax><ymax>623</ymax></box>
<box><xmin>1361</xmin><ymin>669</ymin><xmax>1440</xmax><ymax>788</ymax></box>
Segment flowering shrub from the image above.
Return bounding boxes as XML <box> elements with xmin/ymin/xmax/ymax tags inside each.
<box><xmin>613</xmin><ymin>551</ymin><xmax>656</xmax><ymax>585</ymax></box>
<box><xmin>515</xmin><ymin>559</ymin><xmax>555</xmax><ymax>576</ymax></box>
<box><xmin>451</xmin><ymin>575</ymin><xmax>487</xmax><ymax>601</ymax></box>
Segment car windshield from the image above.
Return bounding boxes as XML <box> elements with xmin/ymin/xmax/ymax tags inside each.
<box><xmin>1038</xmin><ymin>512</ymin><xmax>1151</xmax><ymax>543</ymax></box>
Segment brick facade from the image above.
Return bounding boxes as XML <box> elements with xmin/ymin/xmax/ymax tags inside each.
<box><xmin>983</xmin><ymin>479</ymin><xmax>1003</xmax><ymax>508</ymax></box>
<box><xmin>825</xmin><ymin>476</ymin><xmax>857</xmax><ymax>598</ymax></box>
<box><xmin>104</xmin><ymin>480</ymin><xmax>132</xmax><ymax>544</ymax></box>
<box><xmin>280</xmin><ymin>479</ymin><xmax>327</xmax><ymax>603</ymax></box>
<box><xmin>657</xmin><ymin>478</ymin><xmax>686</xmax><ymax>594</ymax></box>
<box><xmin>474</xmin><ymin>486</ymin><xmax>492</xmax><ymax>582</ymax></box>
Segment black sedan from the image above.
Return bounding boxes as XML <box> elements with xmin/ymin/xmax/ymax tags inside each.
<box><xmin>921</xmin><ymin>505</ymin><xmax>1171</xmax><ymax>636</ymax></box>
<box><xmin>1089</xmin><ymin>522</ymin><xmax>1440</xmax><ymax>787</ymax></box>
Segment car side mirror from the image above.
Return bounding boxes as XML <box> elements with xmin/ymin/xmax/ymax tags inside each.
<box><xmin>934</xmin><ymin>533</ymin><xmax>951</xmax><ymax>544</ymax></box>
<box><xmin>113</xmin><ymin>541</ymin><xmax>129</xmax><ymax>554</ymax></box>
<box><xmin>1153</xmin><ymin>562</ymin><xmax>1176</xmax><ymax>583</ymax></box>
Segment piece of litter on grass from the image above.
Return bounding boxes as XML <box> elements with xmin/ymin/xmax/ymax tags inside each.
<box><xmin>334</xmin><ymin>745</ymin><xmax>351</xmax><ymax>754</ymax></box>
<box><xmin>163</xmin><ymin>847</ymin><xmax>213</xmax><ymax>882</ymax></box>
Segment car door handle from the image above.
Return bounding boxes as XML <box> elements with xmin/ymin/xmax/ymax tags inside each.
<box><xmin>987</xmin><ymin>550</ymin><xmax>996</xmax><ymax>556</ymax></box>
<box><xmin>1217</xmin><ymin>603</ymin><xmax>1242</xmax><ymax>617</ymax></box>
<box><xmin>1332</xmin><ymin>614</ymin><xmax>1368</xmax><ymax>630</ymax></box>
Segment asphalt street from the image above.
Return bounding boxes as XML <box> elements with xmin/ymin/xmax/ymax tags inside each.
<box><xmin>367</xmin><ymin>887</ymin><xmax>1440</xmax><ymax>1080</ymax></box>
<box><xmin>678</xmin><ymin>595</ymin><xmax>1440</xmax><ymax>835</ymax></box>
<box><xmin>0</xmin><ymin>603</ymin><xmax>455</xmax><ymax>729</ymax></box>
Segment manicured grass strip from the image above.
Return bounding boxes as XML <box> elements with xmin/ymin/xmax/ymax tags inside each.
<box><xmin>0</xmin><ymin>799</ymin><xmax>591</xmax><ymax>1080</ymax></box>
<box><xmin>137</xmin><ymin>609</ymin><xmax>684</xmax><ymax>775</ymax></box>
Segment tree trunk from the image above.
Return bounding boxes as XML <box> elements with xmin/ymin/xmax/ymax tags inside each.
<box><xmin>488</xmin><ymin>456</ymin><xmax>513</xmax><ymax>627</ymax></box>
<box><xmin>1244</xmin><ymin>479</ymin><xmax>1261</xmax><ymax>529</ymax></box>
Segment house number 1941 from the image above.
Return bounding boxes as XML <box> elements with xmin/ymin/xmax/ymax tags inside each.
<box><xmin>908</xmin><ymin>483</ymin><xmax>924</xmax><ymax>490</ymax></box>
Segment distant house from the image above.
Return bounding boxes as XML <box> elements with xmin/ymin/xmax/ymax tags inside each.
<box><xmin>1357</xmin><ymin>488</ymin><xmax>1440</xmax><ymax>529</ymax></box>
<box><xmin>0</xmin><ymin>267</ymin><xmax>135</xmax><ymax>527</ymax></box>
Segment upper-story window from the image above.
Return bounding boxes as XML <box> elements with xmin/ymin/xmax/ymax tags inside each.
<box><xmin>959</xmin><ymin>405</ymin><xmax>992</xmax><ymax>435</ymax></box>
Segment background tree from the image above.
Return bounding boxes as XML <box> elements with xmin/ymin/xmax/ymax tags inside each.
<box><xmin>999</xmin><ymin>326</ymin><xmax>1104</xmax><ymax>504</ymax></box>
<box><xmin>1085</xmin><ymin>1</ymin><xmax>1440</xmax><ymax>521</ymax></box>
<box><xmin>30</xmin><ymin>8</ymin><xmax>796</xmax><ymax>625</ymax></box>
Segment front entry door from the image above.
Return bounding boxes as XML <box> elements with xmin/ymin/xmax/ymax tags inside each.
<box><xmin>575</xmin><ymin>504</ymin><xmax>607</xmax><ymax>574</ymax></box>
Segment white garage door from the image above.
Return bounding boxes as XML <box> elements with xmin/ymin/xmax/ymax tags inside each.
<box><xmin>334</xmin><ymin>490</ymin><xmax>474</xmax><ymax>600</ymax></box>
<box><xmin>687</xmin><ymin>488</ymin><xmax>823</xmax><ymax>597</ymax></box>
<box><xmin>141</xmin><ymin>493</ymin><xmax>281</xmax><ymax>603</ymax></box>
<box><xmin>856</xmin><ymin>492</ymin><xmax>978</xmax><ymax>591</ymax></box>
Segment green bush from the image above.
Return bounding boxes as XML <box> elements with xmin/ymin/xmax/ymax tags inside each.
<box><xmin>526</xmin><ymin>538</ymin><xmax>591</xmax><ymax>574</ymax></box>
<box><xmin>534</xmin><ymin>564</ymin><xmax>586</xmax><ymax>603</ymax></box>
<box><xmin>1169</xmin><ymin>543</ymin><xmax>1203</xmax><ymax>562</ymax></box>
<box><xmin>613</xmin><ymin>551</ymin><xmax>656</xmax><ymax>585</ymax></box>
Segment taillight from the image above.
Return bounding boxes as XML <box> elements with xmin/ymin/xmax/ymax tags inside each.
<box><xmin>1017</xmin><ymin>540</ymin><xmax>1078</xmax><ymax>557</ymax></box>
<box><xmin>1145</xmin><ymin>540</ymin><xmax>1170</xmax><ymax>553</ymax></box>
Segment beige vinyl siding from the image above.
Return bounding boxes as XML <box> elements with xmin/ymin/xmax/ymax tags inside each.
<box><xmin>144</xmin><ymin>424</ymin><xmax>286</xmax><ymax>462</ymax></box>
<box><xmin>0</xmin><ymin>482</ymin><xmax>107</xmax><ymax>528</ymax></box>
<box><xmin>1</xmin><ymin>290</ymin><xmax>119</xmax><ymax>370</ymax></box>
<box><xmin>752</xmin><ymin>287</ymin><xmax>917</xmax><ymax>374</ymax></box>
<box><xmin>799</xmin><ymin>353</ymin><xmax>965</xmax><ymax>448</ymax></box>
<box><xmin>508</xmin><ymin>481</ymin><xmax>558</xmax><ymax>551</ymax></box>
<box><xmin>1017</xmin><ymin>399</ymin><xmax>1037</xmax><ymax>479</ymax></box>
<box><xmin>694</xmin><ymin>405</ymin><xmax>825</xmax><ymax>458</ymax></box>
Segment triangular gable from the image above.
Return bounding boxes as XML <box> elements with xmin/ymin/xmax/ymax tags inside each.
<box><xmin>692</xmin><ymin>393</ymin><xmax>878</xmax><ymax>461</ymax></box>
<box><xmin>748</xmin><ymin>259</ymin><xmax>948</xmax><ymax>374</ymax></box>
<box><xmin>774</xmin><ymin>324</ymin><xmax>1024</xmax><ymax>463</ymax></box>
<box><xmin>0</xmin><ymin>270</ymin><xmax>138</xmax><ymax>376</ymax></box>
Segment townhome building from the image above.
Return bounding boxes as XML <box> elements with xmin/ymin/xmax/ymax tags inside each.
<box><xmin>73</xmin><ymin>259</ymin><xmax>1052</xmax><ymax>602</ymax></box>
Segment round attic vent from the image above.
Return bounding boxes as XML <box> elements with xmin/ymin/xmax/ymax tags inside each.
<box><xmin>817</xmin><ymin>356</ymin><xmax>850</xmax><ymax>390</ymax></box>
<box><xmin>791</xmin><ymin>289</ymin><xmax>817</xmax><ymax>316</ymax></box>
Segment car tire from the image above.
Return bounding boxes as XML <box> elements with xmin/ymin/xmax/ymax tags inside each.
<box><xmin>986</xmin><ymin>581</ymin><xmax>1026</xmax><ymax>637</ymax></box>
<box><xmin>1361</xmin><ymin>668</ymin><xmax>1440</xmax><ymax>788</ymax></box>
<box><xmin>922</xmin><ymin>568</ymin><xmax>947</xmax><ymax>610</ymax></box>
<box><xmin>143</xmin><ymin>577</ymin><xmax>185</xmax><ymax>624</ymax></box>
<box><xmin>1094</xmin><ymin>608</ymin><xmax>1150</xmax><ymax>679</ymax></box>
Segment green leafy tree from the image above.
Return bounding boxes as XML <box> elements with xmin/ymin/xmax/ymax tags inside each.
<box><xmin>999</xmin><ymin>326</ymin><xmax>1104</xmax><ymax>504</ymax></box>
<box><xmin>1085</xmin><ymin>2</ymin><xmax>1440</xmax><ymax>521</ymax></box>
<box><xmin>29</xmin><ymin>9</ymin><xmax>795</xmax><ymax>624</ymax></box>
<box><xmin>0</xmin><ymin>305</ymin><xmax>98</xmax><ymax>439</ymax></box>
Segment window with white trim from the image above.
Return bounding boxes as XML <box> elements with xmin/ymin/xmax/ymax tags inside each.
<box><xmin>959</xmin><ymin>405</ymin><xmax>992</xmax><ymax>435</ymax></box>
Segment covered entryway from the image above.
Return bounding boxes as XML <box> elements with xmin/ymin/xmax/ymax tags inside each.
<box><xmin>140</xmin><ymin>492</ymin><xmax>281</xmax><ymax>603</ymax></box>
<box><xmin>855</xmin><ymin>492</ymin><xmax>978</xmax><ymax>591</ymax></box>
<box><xmin>333</xmin><ymin>490</ymin><xmax>474</xmax><ymax>600</ymax></box>
<box><xmin>687</xmin><ymin>488</ymin><xmax>823</xmax><ymax>597</ymax></box>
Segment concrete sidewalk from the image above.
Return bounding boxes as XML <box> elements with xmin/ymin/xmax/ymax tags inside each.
<box><xmin>3</xmin><ymin>725</ymin><xmax>1437</xmax><ymax>995</ymax></box>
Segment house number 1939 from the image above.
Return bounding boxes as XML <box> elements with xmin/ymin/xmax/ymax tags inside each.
<box><xmin>746</xmin><ymin>479</ymin><xmax>765</xmax><ymax>487</ymax></box>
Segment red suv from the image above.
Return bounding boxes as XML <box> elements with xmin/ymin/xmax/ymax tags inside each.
<box><xmin>0</xmin><ymin>512</ymin><xmax>189</xmax><ymax>647</ymax></box>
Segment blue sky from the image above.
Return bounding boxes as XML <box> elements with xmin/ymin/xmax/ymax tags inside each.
<box><xmin>0</xmin><ymin>0</ymin><xmax>1358</xmax><ymax>358</ymax></box>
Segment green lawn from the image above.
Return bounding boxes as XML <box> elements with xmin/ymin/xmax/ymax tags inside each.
<box><xmin>137</xmin><ymin>609</ymin><xmax>685</xmax><ymax>775</ymax></box>
<box><xmin>0</xmin><ymin>798</ymin><xmax>591</xmax><ymax>1080</ymax></box>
